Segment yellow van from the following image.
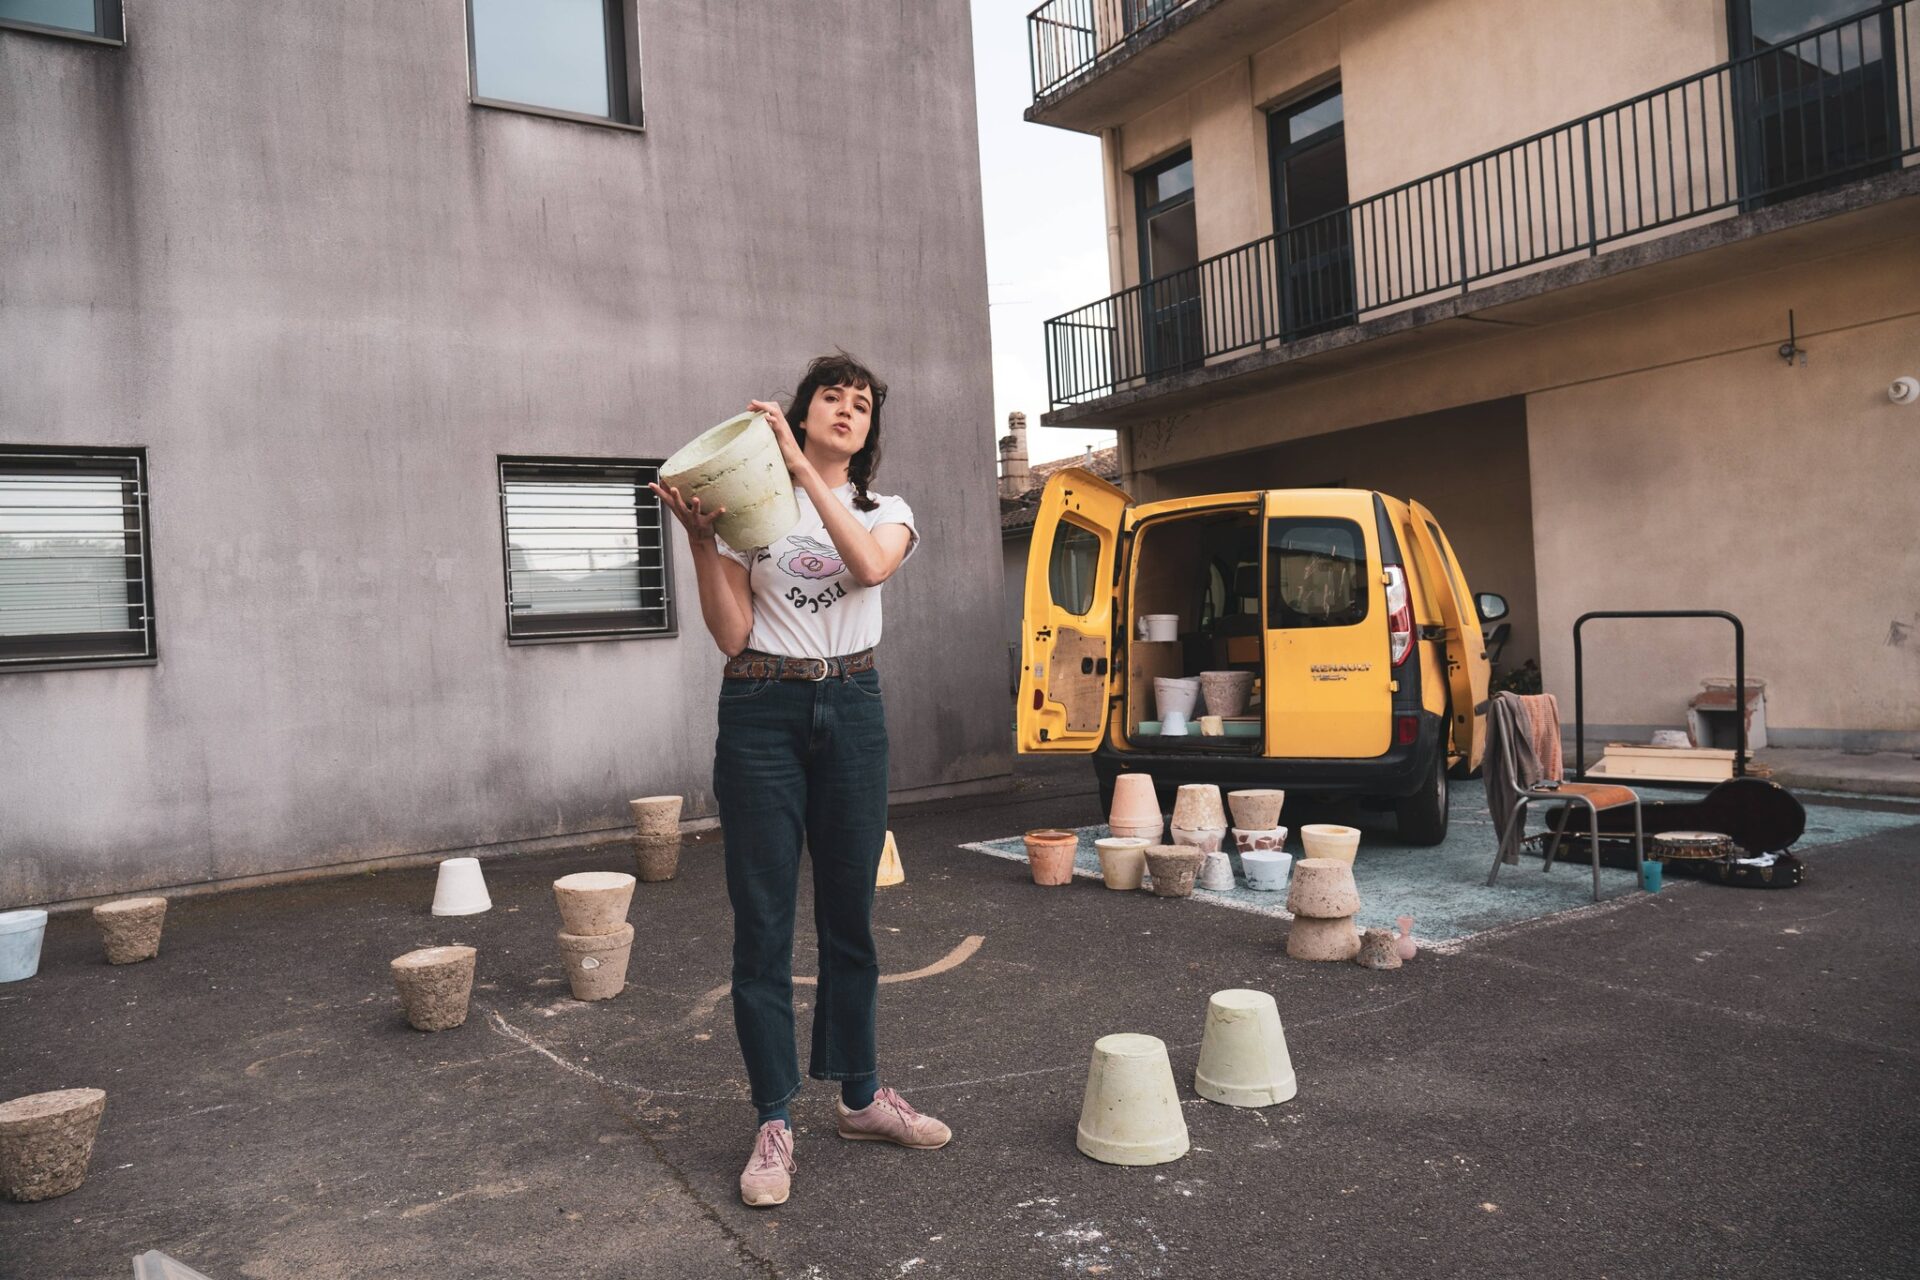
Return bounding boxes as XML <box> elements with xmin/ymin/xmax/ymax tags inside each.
<box><xmin>1016</xmin><ymin>469</ymin><xmax>1508</xmax><ymax>844</ymax></box>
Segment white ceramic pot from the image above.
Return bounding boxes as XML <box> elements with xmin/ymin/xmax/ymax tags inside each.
<box><xmin>0</xmin><ymin>909</ymin><xmax>48</xmax><ymax>984</ymax></box>
<box><xmin>1239</xmin><ymin>849</ymin><xmax>1293</xmax><ymax>892</ymax></box>
<box><xmin>659</xmin><ymin>411</ymin><xmax>799</xmax><ymax>550</ymax></box>
<box><xmin>431</xmin><ymin>857</ymin><xmax>492</xmax><ymax>917</ymax></box>
<box><xmin>1170</xmin><ymin>825</ymin><xmax>1226</xmax><ymax>854</ymax></box>
<box><xmin>1194</xmin><ymin>989</ymin><xmax>1298</xmax><ymax>1107</ymax></box>
<box><xmin>1094</xmin><ymin>837</ymin><xmax>1151</xmax><ymax>890</ymax></box>
<box><xmin>1196</xmin><ymin>851</ymin><xmax>1236</xmax><ymax>891</ymax></box>
<box><xmin>1075</xmin><ymin>1033</ymin><xmax>1190</xmax><ymax>1166</ymax></box>
<box><xmin>1160</xmin><ymin>709</ymin><xmax>1189</xmax><ymax>736</ymax></box>
<box><xmin>1153</xmin><ymin>677</ymin><xmax>1200</xmax><ymax>719</ymax></box>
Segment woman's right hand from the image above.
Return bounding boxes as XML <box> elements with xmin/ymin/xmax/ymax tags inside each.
<box><xmin>649</xmin><ymin>482</ymin><xmax>725</xmax><ymax>545</ymax></box>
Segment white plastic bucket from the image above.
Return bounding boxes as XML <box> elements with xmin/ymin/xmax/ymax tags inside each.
<box><xmin>659</xmin><ymin>411</ymin><xmax>799</xmax><ymax>550</ymax></box>
<box><xmin>0</xmin><ymin>908</ymin><xmax>49</xmax><ymax>983</ymax></box>
<box><xmin>1141</xmin><ymin>614</ymin><xmax>1179</xmax><ymax>642</ymax></box>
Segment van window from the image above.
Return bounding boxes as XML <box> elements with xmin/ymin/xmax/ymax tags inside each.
<box><xmin>1049</xmin><ymin>519</ymin><xmax>1101</xmax><ymax>615</ymax></box>
<box><xmin>1267</xmin><ymin>517</ymin><xmax>1367</xmax><ymax>629</ymax></box>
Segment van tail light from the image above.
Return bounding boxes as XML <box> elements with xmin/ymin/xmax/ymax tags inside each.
<box><xmin>1396</xmin><ymin>714</ymin><xmax>1419</xmax><ymax>745</ymax></box>
<box><xmin>1384</xmin><ymin>566</ymin><xmax>1413</xmax><ymax>666</ymax></box>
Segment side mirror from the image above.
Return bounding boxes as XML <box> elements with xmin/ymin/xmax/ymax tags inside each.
<box><xmin>1476</xmin><ymin>592</ymin><xmax>1509</xmax><ymax>623</ymax></box>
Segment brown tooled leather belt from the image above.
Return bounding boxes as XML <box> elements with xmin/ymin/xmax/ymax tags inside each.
<box><xmin>723</xmin><ymin>648</ymin><xmax>876</xmax><ymax>681</ymax></box>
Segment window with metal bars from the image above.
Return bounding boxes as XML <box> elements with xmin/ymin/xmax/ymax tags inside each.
<box><xmin>497</xmin><ymin>457</ymin><xmax>674</xmax><ymax>643</ymax></box>
<box><xmin>0</xmin><ymin>446</ymin><xmax>155</xmax><ymax>670</ymax></box>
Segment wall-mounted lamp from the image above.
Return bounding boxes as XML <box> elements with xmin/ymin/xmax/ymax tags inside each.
<box><xmin>1891</xmin><ymin>377</ymin><xmax>1919</xmax><ymax>406</ymax></box>
<box><xmin>1778</xmin><ymin>309</ymin><xmax>1805</xmax><ymax>367</ymax></box>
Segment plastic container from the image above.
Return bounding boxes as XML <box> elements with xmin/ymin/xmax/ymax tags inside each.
<box><xmin>1076</xmin><ymin>1032</ymin><xmax>1189</xmax><ymax>1166</ymax></box>
<box><xmin>1194</xmin><ymin>989</ymin><xmax>1297</xmax><ymax>1107</ymax></box>
<box><xmin>1141</xmin><ymin>614</ymin><xmax>1180</xmax><ymax>642</ymax></box>
<box><xmin>659</xmin><ymin>411</ymin><xmax>799</xmax><ymax>550</ymax></box>
<box><xmin>431</xmin><ymin>857</ymin><xmax>491</xmax><ymax>916</ymax></box>
<box><xmin>0</xmin><ymin>909</ymin><xmax>48</xmax><ymax>983</ymax></box>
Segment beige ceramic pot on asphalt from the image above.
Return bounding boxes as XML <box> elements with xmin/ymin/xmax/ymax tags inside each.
<box><xmin>1300</xmin><ymin>824</ymin><xmax>1361</xmax><ymax>864</ymax></box>
<box><xmin>1354</xmin><ymin>928</ymin><xmax>1403</xmax><ymax>970</ymax></box>
<box><xmin>0</xmin><ymin>1088</ymin><xmax>107</xmax><ymax>1203</ymax></box>
<box><xmin>552</xmin><ymin>871</ymin><xmax>637</xmax><ymax>936</ymax></box>
<box><xmin>390</xmin><ymin>946</ymin><xmax>478</xmax><ymax>1031</ymax></box>
<box><xmin>1170</xmin><ymin>784</ymin><xmax>1226</xmax><ymax>831</ymax></box>
<box><xmin>1144</xmin><ymin>847</ymin><xmax>1201</xmax><ymax>898</ymax></box>
<box><xmin>629</xmin><ymin>795</ymin><xmax>683</xmax><ymax>841</ymax></box>
<box><xmin>1094</xmin><ymin>837</ymin><xmax>1150</xmax><ymax>890</ymax></box>
<box><xmin>557</xmin><ymin>922</ymin><xmax>635</xmax><ymax>1001</ymax></box>
<box><xmin>1025</xmin><ymin>830</ymin><xmax>1079</xmax><ymax>886</ymax></box>
<box><xmin>1286</xmin><ymin>916</ymin><xmax>1362</xmax><ymax>962</ymax></box>
<box><xmin>1227</xmin><ymin>789</ymin><xmax>1286</xmax><ymax>830</ymax></box>
<box><xmin>91</xmin><ymin>897</ymin><xmax>167</xmax><ymax>965</ymax></box>
<box><xmin>1075</xmin><ymin>1032</ymin><xmax>1190</xmax><ymax>1167</ymax></box>
<box><xmin>1193</xmin><ymin>988</ymin><xmax>1297</xmax><ymax>1107</ymax></box>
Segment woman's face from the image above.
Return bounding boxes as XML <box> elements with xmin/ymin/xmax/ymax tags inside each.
<box><xmin>800</xmin><ymin>382</ymin><xmax>874</xmax><ymax>460</ymax></box>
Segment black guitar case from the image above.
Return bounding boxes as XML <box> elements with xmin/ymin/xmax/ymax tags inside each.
<box><xmin>1536</xmin><ymin>777</ymin><xmax>1807</xmax><ymax>887</ymax></box>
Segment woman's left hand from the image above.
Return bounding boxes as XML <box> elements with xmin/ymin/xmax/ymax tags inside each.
<box><xmin>750</xmin><ymin>399</ymin><xmax>813</xmax><ymax>482</ymax></box>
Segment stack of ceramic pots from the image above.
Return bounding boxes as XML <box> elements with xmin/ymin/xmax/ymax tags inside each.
<box><xmin>1107</xmin><ymin>773</ymin><xmax>1164</xmax><ymax>842</ymax></box>
<box><xmin>1227</xmin><ymin>790</ymin><xmax>1289</xmax><ymax>890</ymax></box>
<box><xmin>1170</xmin><ymin>785</ymin><xmax>1226</xmax><ymax>851</ymax></box>
<box><xmin>1199</xmin><ymin>670</ymin><xmax>1255</xmax><ymax>717</ymax></box>
<box><xmin>1024</xmin><ymin>829</ymin><xmax>1079</xmax><ymax>886</ymax></box>
<box><xmin>629</xmin><ymin>796</ymin><xmax>683</xmax><ymax>882</ymax></box>
<box><xmin>1285</xmin><ymin>858</ymin><xmax>1362</xmax><ymax>961</ymax></box>
<box><xmin>553</xmin><ymin>872</ymin><xmax>637</xmax><ymax>1001</ymax></box>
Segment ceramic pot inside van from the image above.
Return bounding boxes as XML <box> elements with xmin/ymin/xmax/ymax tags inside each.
<box><xmin>1153</xmin><ymin>677</ymin><xmax>1199</xmax><ymax>719</ymax></box>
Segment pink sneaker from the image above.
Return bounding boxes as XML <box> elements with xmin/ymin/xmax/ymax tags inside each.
<box><xmin>835</xmin><ymin>1087</ymin><xmax>952</xmax><ymax>1150</ymax></box>
<box><xmin>739</xmin><ymin>1120</ymin><xmax>795</xmax><ymax>1207</ymax></box>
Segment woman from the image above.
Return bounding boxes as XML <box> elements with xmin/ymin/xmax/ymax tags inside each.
<box><xmin>651</xmin><ymin>352</ymin><xmax>951</xmax><ymax>1209</ymax></box>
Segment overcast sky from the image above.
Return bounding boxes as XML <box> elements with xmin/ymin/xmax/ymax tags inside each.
<box><xmin>970</xmin><ymin>1</ymin><xmax>1117</xmax><ymax>466</ymax></box>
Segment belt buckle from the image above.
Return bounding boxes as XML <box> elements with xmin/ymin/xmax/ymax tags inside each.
<box><xmin>806</xmin><ymin>657</ymin><xmax>830</xmax><ymax>682</ymax></box>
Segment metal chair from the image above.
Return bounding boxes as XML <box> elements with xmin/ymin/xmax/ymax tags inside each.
<box><xmin>1485</xmin><ymin>705</ymin><xmax>1644</xmax><ymax>902</ymax></box>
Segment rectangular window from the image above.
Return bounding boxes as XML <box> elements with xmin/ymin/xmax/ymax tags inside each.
<box><xmin>0</xmin><ymin>0</ymin><xmax>123</xmax><ymax>41</ymax></box>
<box><xmin>498</xmin><ymin>457</ymin><xmax>673</xmax><ymax>643</ymax></box>
<box><xmin>466</xmin><ymin>0</ymin><xmax>642</xmax><ymax>128</ymax></box>
<box><xmin>1266</xmin><ymin>516</ymin><xmax>1367</xmax><ymax>630</ymax></box>
<box><xmin>0</xmin><ymin>447</ymin><xmax>155</xmax><ymax>670</ymax></box>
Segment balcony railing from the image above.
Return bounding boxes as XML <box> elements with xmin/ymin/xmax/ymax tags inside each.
<box><xmin>1045</xmin><ymin>0</ymin><xmax>1917</xmax><ymax>408</ymax></box>
<box><xmin>1027</xmin><ymin>0</ymin><xmax>1190</xmax><ymax>100</ymax></box>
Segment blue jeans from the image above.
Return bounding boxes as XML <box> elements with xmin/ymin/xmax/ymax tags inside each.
<box><xmin>714</xmin><ymin>667</ymin><xmax>889</xmax><ymax>1113</ymax></box>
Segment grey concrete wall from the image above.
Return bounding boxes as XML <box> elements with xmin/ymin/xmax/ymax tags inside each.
<box><xmin>0</xmin><ymin>0</ymin><xmax>1008</xmax><ymax>905</ymax></box>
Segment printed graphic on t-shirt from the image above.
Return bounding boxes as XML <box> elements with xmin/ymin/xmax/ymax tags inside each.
<box><xmin>778</xmin><ymin>534</ymin><xmax>845</xmax><ymax>581</ymax></box>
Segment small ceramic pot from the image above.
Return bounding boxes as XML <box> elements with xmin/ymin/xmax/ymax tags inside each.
<box><xmin>1232</xmin><ymin>826</ymin><xmax>1288</xmax><ymax>854</ymax></box>
<box><xmin>1144</xmin><ymin>847</ymin><xmax>1201</xmax><ymax>898</ymax></box>
<box><xmin>1153</xmin><ymin>676</ymin><xmax>1200</xmax><ymax>718</ymax></box>
<box><xmin>557</xmin><ymin>923</ymin><xmax>635</xmax><ymax>1001</ymax></box>
<box><xmin>91</xmin><ymin>897</ymin><xmax>167</xmax><ymax>965</ymax></box>
<box><xmin>1170</xmin><ymin>825</ymin><xmax>1226</xmax><ymax>854</ymax></box>
<box><xmin>552</xmin><ymin>871</ymin><xmax>636</xmax><ymax>936</ymax></box>
<box><xmin>1287</xmin><ymin>858</ymin><xmax>1361</xmax><ymax>919</ymax></box>
<box><xmin>628</xmin><ymin>795</ymin><xmax>683</xmax><ymax>841</ymax></box>
<box><xmin>1094</xmin><ymin>837</ymin><xmax>1150</xmax><ymax>890</ymax></box>
<box><xmin>1199</xmin><ymin>670</ymin><xmax>1255</xmax><ymax>717</ymax></box>
<box><xmin>1025</xmin><ymin>829</ymin><xmax>1079</xmax><ymax>886</ymax></box>
<box><xmin>391</xmin><ymin>946</ymin><xmax>478</xmax><ymax>1031</ymax></box>
<box><xmin>1109</xmin><ymin>774</ymin><xmax>1162</xmax><ymax>827</ymax></box>
<box><xmin>1196</xmin><ymin>851</ymin><xmax>1236</xmax><ymax>891</ymax></box>
<box><xmin>1227</xmin><ymin>789</ymin><xmax>1286</xmax><ymax>830</ymax></box>
<box><xmin>0</xmin><ymin>1088</ymin><xmax>107</xmax><ymax>1203</ymax></box>
<box><xmin>1300</xmin><ymin>824</ymin><xmax>1361</xmax><ymax>865</ymax></box>
<box><xmin>1394</xmin><ymin>914</ymin><xmax>1418</xmax><ymax>961</ymax></box>
<box><xmin>1171</xmin><ymin>784</ymin><xmax>1226</xmax><ymax>830</ymax></box>
<box><xmin>1160</xmin><ymin>710</ymin><xmax>1190</xmax><ymax>736</ymax></box>
<box><xmin>1287</xmin><ymin>915</ymin><xmax>1361</xmax><ymax>962</ymax></box>
<box><xmin>1240</xmin><ymin>850</ymin><xmax>1293</xmax><ymax>892</ymax></box>
<box><xmin>1354</xmin><ymin>928</ymin><xmax>1403</xmax><ymax>970</ymax></box>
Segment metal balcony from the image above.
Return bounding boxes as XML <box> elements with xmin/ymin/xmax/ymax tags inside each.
<box><xmin>1043</xmin><ymin>0</ymin><xmax>1918</xmax><ymax>410</ymax></box>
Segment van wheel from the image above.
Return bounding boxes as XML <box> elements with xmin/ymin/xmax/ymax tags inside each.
<box><xmin>1396</xmin><ymin>750</ymin><xmax>1450</xmax><ymax>846</ymax></box>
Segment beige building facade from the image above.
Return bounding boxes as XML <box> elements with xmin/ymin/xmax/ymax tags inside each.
<box><xmin>1025</xmin><ymin>0</ymin><xmax>1920</xmax><ymax>749</ymax></box>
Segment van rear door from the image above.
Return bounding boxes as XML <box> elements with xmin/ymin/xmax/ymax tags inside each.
<box><xmin>1405</xmin><ymin>501</ymin><xmax>1490</xmax><ymax>771</ymax></box>
<box><xmin>1017</xmin><ymin>467</ymin><xmax>1129</xmax><ymax>753</ymax></box>
<box><xmin>1262</xmin><ymin>491</ymin><xmax>1392</xmax><ymax>759</ymax></box>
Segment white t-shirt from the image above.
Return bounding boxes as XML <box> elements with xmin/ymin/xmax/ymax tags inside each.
<box><xmin>716</xmin><ymin>482</ymin><xmax>917</xmax><ymax>658</ymax></box>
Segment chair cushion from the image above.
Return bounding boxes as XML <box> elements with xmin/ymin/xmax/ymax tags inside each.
<box><xmin>1556</xmin><ymin>783</ymin><xmax>1638</xmax><ymax>810</ymax></box>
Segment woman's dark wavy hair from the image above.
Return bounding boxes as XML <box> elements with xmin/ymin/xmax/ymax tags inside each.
<box><xmin>786</xmin><ymin>351</ymin><xmax>887</xmax><ymax>512</ymax></box>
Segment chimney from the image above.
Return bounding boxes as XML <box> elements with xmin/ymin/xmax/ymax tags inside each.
<box><xmin>998</xmin><ymin>411</ymin><xmax>1030</xmax><ymax>500</ymax></box>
